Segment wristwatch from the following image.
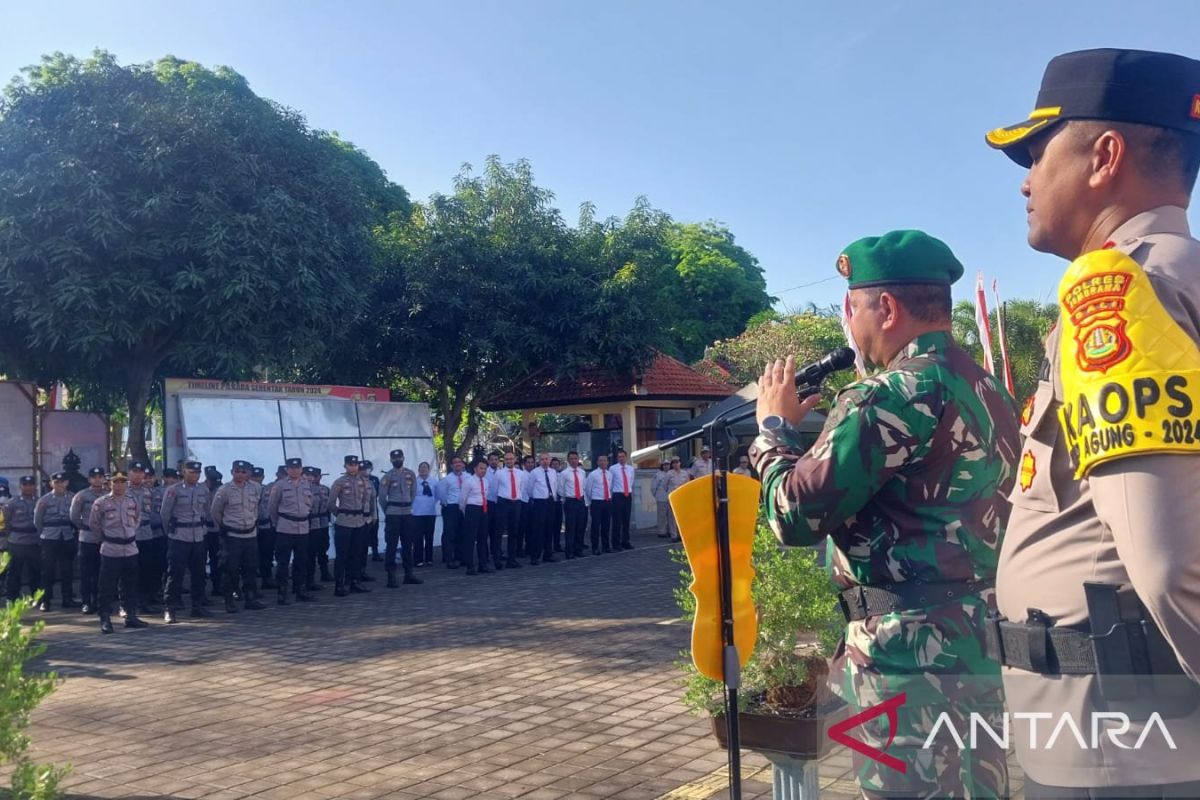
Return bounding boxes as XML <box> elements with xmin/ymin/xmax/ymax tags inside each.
<box><xmin>760</xmin><ymin>415</ymin><xmax>791</xmax><ymax>433</ymax></box>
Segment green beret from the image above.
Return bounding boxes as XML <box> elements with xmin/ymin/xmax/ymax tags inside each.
<box><xmin>836</xmin><ymin>230</ymin><xmax>964</xmax><ymax>289</ymax></box>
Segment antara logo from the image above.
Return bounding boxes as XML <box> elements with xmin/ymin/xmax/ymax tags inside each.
<box><xmin>827</xmin><ymin>693</ymin><xmax>908</xmax><ymax>773</ymax></box>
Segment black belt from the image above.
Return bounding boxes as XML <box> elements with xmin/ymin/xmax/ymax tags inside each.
<box><xmin>102</xmin><ymin>535</ymin><xmax>137</xmax><ymax>545</ymax></box>
<box><xmin>335</xmin><ymin>509</ymin><xmax>364</xmax><ymax>516</ymax></box>
<box><xmin>386</xmin><ymin>501</ymin><xmax>412</xmax><ymax>508</ymax></box>
<box><xmin>175</xmin><ymin>521</ymin><xmax>204</xmax><ymax>528</ymax></box>
<box><xmin>278</xmin><ymin>512</ymin><xmax>310</xmax><ymax>522</ymax></box>
<box><xmin>983</xmin><ymin>617</ymin><xmax>1096</xmax><ymax>675</ymax></box>
<box><xmin>9</xmin><ymin>526</ymin><xmax>37</xmax><ymax>534</ymax></box>
<box><xmin>223</xmin><ymin>524</ymin><xmax>257</xmax><ymax>535</ymax></box>
<box><xmin>838</xmin><ymin>579</ymin><xmax>993</xmax><ymax>622</ymax></box>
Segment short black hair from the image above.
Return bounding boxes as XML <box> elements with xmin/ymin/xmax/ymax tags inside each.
<box><xmin>862</xmin><ymin>283</ymin><xmax>952</xmax><ymax>323</ymax></box>
<box><xmin>1069</xmin><ymin>120</ymin><xmax>1200</xmax><ymax>194</ymax></box>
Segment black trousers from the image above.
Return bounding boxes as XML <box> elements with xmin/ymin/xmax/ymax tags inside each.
<box><xmin>413</xmin><ymin>516</ymin><xmax>436</xmax><ymax>564</ymax></box>
<box><xmin>441</xmin><ymin>506</ymin><xmax>463</xmax><ymax>564</ymax></box>
<box><xmin>333</xmin><ymin>525</ymin><xmax>363</xmax><ymax>587</ymax></box>
<box><xmin>532</xmin><ymin>499</ymin><xmax>554</xmax><ymax>561</ymax></box>
<box><xmin>495</xmin><ymin>498</ymin><xmax>521</xmax><ymax>563</ymax></box>
<box><xmin>563</xmin><ymin>499</ymin><xmax>587</xmax><ymax>556</ymax></box>
<box><xmin>204</xmin><ymin>530</ymin><xmax>222</xmax><ymax>592</ymax></box>
<box><xmin>165</xmin><ymin>539</ymin><xmax>206</xmax><ymax>610</ymax></box>
<box><xmin>384</xmin><ymin>515</ymin><xmax>417</xmax><ymax>575</ymax></box>
<box><xmin>40</xmin><ymin>537</ymin><xmax>77</xmax><ymax>601</ymax></box>
<box><xmin>1024</xmin><ymin>777</ymin><xmax>1200</xmax><ymax>799</ymax></box>
<box><xmin>352</xmin><ymin>524</ymin><xmax>372</xmax><ymax>578</ymax></box>
<box><xmin>611</xmin><ymin>493</ymin><xmax>633</xmax><ymax>546</ymax></box>
<box><xmin>589</xmin><ymin>500</ymin><xmax>611</xmax><ymax>551</ymax></box>
<box><xmin>78</xmin><ymin>541</ymin><xmax>101</xmax><ymax>607</ymax></box>
<box><xmin>274</xmin><ymin>533</ymin><xmax>308</xmax><ymax>593</ymax></box>
<box><xmin>477</xmin><ymin>505</ymin><xmax>501</xmax><ymax>567</ymax></box>
<box><xmin>222</xmin><ymin>536</ymin><xmax>258</xmax><ymax>596</ymax></box>
<box><xmin>461</xmin><ymin>505</ymin><xmax>486</xmax><ymax>569</ymax></box>
<box><xmin>98</xmin><ymin>554</ymin><xmax>139</xmax><ymax>616</ymax></box>
<box><xmin>4</xmin><ymin>542</ymin><xmax>41</xmax><ymax>602</ymax></box>
<box><xmin>257</xmin><ymin>524</ymin><xmax>275</xmax><ymax>579</ymax></box>
<box><xmin>363</xmin><ymin>518</ymin><xmax>379</xmax><ymax>563</ymax></box>
<box><xmin>553</xmin><ymin>501</ymin><xmax>564</xmax><ymax>551</ymax></box>
<box><xmin>306</xmin><ymin>528</ymin><xmax>329</xmax><ymax>584</ymax></box>
<box><xmin>517</xmin><ymin>502</ymin><xmax>532</xmax><ymax>557</ymax></box>
<box><xmin>137</xmin><ymin>537</ymin><xmax>167</xmax><ymax>607</ymax></box>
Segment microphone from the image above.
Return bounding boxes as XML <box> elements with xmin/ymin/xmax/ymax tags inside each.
<box><xmin>793</xmin><ymin>347</ymin><xmax>856</xmax><ymax>387</ymax></box>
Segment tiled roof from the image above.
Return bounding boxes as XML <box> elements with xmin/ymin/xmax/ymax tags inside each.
<box><xmin>480</xmin><ymin>352</ymin><xmax>737</xmax><ymax>411</ymax></box>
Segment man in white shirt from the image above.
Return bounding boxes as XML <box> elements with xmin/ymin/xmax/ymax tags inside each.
<box><xmin>436</xmin><ymin>457</ymin><xmax>467</xmax><ymax>569</ymax></box>
<box><xmin>689</xmin><ymin>446</ymin><xmax>714</xmax><ymax>479</ymax></box>
<box><xmin>458</xmin><ymin>458</ymin><xmax>491</xmax><ymax>576</ymax></box>
<box><xmin>558</xmin><ymin>451</ymin><xmax>588</xmax><ymax>559</ymax></box>
<box><xmin>493</xmin><ymin>452</ymin><xmax>525</xmax><ymax>569</ymax></box>
<box><xmin>527</xmin><ymin>453</ymin><xmax>559</xmax><ymax>565</ymax></box>
<box><xmin>411</xmin><ymin>462</ymin><xmax>439</xmax><ymax>567</ymax></box>
<box><xmin>608</xmin><ymin>449</ymin><xmax>636</xmax><ymax>550</ymax></box>
<box><xmin>585</xmin><ymin>454</ymin><xmax>613</xmax><ymax>554</ymax></box>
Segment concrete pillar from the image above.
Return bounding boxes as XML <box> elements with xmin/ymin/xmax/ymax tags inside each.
<box><xmin>621</xmin><ymin>403</ymin><xmax>639</xmax><ymax>454</ymax></box>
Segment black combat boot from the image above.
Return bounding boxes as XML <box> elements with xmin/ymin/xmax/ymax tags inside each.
<box><xmin>224</xmin><ymin>593</ymin><xmax>239</xmax><ymax>613</ymax></box>
<box><xmin>99</xmin><ymin>614</ymin><xmax>114</xmax><ymax>634</ymax></box>
<box><xmin>125</xmin><ymin>614</ymin><xmax>149</xmax><ymax>629</ymax></box>
<box><xmin>386</xmin><ymin>569</ymin><xmax>399</xmax><ymax>589</ymax></box>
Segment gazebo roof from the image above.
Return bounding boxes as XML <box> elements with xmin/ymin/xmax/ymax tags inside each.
<box><xmin>480</xmin><ymin>352</ymin><xmax>737</xmax><ymax>412</ymax></box>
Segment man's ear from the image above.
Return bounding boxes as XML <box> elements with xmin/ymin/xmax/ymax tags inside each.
<box><xmin>878</xmin><ymin>291</ymin><xmax>901</xmax><ymax>330</ymax></box>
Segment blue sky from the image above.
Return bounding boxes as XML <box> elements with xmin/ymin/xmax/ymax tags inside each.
<box><xmin>3</xmin><ymin>1</ymin><xmax>1199</xmax><ymax>310</ymax></box>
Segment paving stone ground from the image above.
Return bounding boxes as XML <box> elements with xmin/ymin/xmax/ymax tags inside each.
<box><xmin>11</xmin><ymin>529</ymin><xmax>1025</xmax><ymax>799</ymax></box>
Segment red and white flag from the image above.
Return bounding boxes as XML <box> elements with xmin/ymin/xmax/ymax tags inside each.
<box><xmin>992</xmin><ymin>279</ymin><xmax>1016</xmax><ymax>396</ymax></box>
<box><xmin>975</xmin><ymin>272</ymin><xmax>996</xmax><ymax>375</ymax></box>
<box><xmin>841</xmin><ymin>292</ymin><xmax>866</xmax><ymax>377</ymax></box>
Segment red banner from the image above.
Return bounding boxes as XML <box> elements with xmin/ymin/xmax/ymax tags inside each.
<box><xmin>164</xmin><ymin>378</ymin><xmax>390</xmax><ymax>403</ymax></box>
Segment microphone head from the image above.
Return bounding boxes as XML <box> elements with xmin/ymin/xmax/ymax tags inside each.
<box><xmin>827</xmin><ymin>347</ymin><xmax>856</xmax><ymax>370</ymax></box>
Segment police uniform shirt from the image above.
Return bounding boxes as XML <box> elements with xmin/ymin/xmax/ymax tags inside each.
<box><xmin>558</xmin><ymin>464</ymin><xmax>588</xmax><ymax>503</ymax></box>
<box><xmin>5</xmin><ymin>496</ymin><xmax>39</xmax><ymax>546</ymax></box>
<box><xmin>150</xmin><ymin>483</ymin><xmax>167</xmax><ymax>536</ymax></box>
<box><xmin>34</xmin><ymin>490</ymin><xmax>74</xmax><ymax>540</ymax></box>
<box><xmin>412</xmin><ymin>476</ymin><xmax>439</xmax><ymax>517</ymax></box>
<box><xmin>650</xmin><ymin>470</ymin><xmax>669</xmax><ymax>501</ymax></box>
<box><xmin>269</xmin><ymin>477</ymin><xmax>314</xmax><ymax>535</ymax></box>
<box><xmin>70</xmin><ymin>487</ymin><xmax>105</xmax><ymax>544</ymax></box>
<box><xmin>309</xmin><ymin>480</ymin><xmax>330</xmax><ymax>530</ymax></box>
<box><xmin>494</xmin><ymin>466</ymin><xmax>526</xmax><ymax>502</ymax></box>
<box><xmin>527</xmin><ymin>466</ymin><xmax>558</xmax><ymax>501</ymax></box>
<box><xmin>689</xmin><ymin>457</ymin><xmax>713</xmax><ymax>479</ymax></box>
<box><xmin>584</xmin><ymin>468</ymin><xmax>613</xmax><ymax>502</ymax></box>
<box><xmin>127</xmin><ymin>483</ymin><xmax>155</xmax><ymax>541</ymax></box>
<box><xmin>379</xmin><ymin>467</ymin><xmax>417</xmax><ymax>517</ymax></box>
<box><xmin>608</xmin><ymin>463</ymin><xmax>636</xmax><ymax>496</ymax></box>
<box><xmin>437</xmin><ymin>471</ymin><xmax>466</xmax><ymax>506</ymax></box>
<box><xmin>998</xmin><ymin>206</ymin><xmax>1200</xmax><ymax>785</ymax></box>
<box><xmin>90</xmin><ymin>492</ymin><xmax>140</xmax><ymax>558</ymax></box>
<box><xmin>257</xmin><ymin>480</ymin><xmax>274</xmax><ymax>526</ymax></box>
<box><xmin>160</xmin><ymin>481</ymin><xmax>210</xmax><ymax>543</ymax></box>
<box><xmin>211</xmin><ymin>481</ymin><xmax>261</xmax><ymax>537</ymax></box>
<box><xmin>664</xmin><ymin>468</ymin><xmax>690</xmax><ymax>494</ymax></box>
<box><xmin>328</xmin><ymin>473</ymin><xmax>367</xmax><ymax>528</ymax></box>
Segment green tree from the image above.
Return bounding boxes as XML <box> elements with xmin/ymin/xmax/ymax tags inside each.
<box><xmin>952</xmin><ymin>299</ymin><xmax>1058</xmax><ymax>402</ymax></box>
<box><xmin>0</xmin><ymin>51</ymin><xmax>390</xmax><ymax>461</ymax></box>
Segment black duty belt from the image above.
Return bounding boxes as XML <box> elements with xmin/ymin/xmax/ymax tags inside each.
<box><xmin>334</xmin><ymin>509</ymin><xmax>364</xmax><ymax>516</ymax></box>
<box><xmin>386</xmin><ymin>501</ymin><xmax>412</xmax><ymax>508</ymax></box>
<box><xmin>102</xmin><ymin>535</ymin><xmax>137</xmax><ymax>545</ymax></box>
<box><xmin>838</xmin><ymin>579</ymin><xmax>993</xmax><ymax>622</ymax></box>
<box><xmin>278</xmin><ymin>512</ymin><xmax>310</xmax><ymax>522</ymax></box>
<box><xmin>983</xmin><ymin>616</ymin><xmax>1096</xmax><ymax>675</ymax></box>
<box><xmin>9</xmin><ymin>525</ymin><xmax>37</xmax><ymax>534</ymax></box>
<box><xmin>223</xmin><ymin>524</ymin><xmax>257</xmax><ymax>535</ymax></box>
<box><xmin>175</xmin><ymin>521</ymin><xmax>204</xmax><ymax>529</ymax></box>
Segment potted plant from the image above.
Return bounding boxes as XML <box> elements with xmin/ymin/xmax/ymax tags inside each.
<box><xmin>674</xmin><ymin>524</ymin><xmax>845</xmax><ymax>792</ymax></box>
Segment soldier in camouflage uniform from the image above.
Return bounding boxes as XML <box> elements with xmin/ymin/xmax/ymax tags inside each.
<box><xmin>751</xmin><ymin>230</ymin><xmax>1020</xmax><ymax>799</ymax></box>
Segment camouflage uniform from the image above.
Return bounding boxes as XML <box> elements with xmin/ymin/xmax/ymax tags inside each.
<box><xmin>751</xmin><ymin>330</ymin><xmax>1020</xmax><ymax>798</ymax></box>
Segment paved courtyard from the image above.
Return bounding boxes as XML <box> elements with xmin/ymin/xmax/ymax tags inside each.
<box><xmin>14</xmin><ymin>530</ymin><xmax>1026</xmax><ymax>799</ymax></box>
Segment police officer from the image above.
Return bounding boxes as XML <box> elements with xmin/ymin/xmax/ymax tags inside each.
<box><xmin>160</xmin><ymin>461</ymin><xmax>211</xmax><ymax>623</ymax></box>
<box><xmin>329</xmin><ymin>455</ymin><xmax>369</xmax><ymax>596</ymax></box>
<box><xmin>254</xmin><ymin>466</ymin><xmax>283</xmax><ymax>589</ymax></box>
<box><xmin>361</xmin><ymin>459</ymin><xmax>381</xmax><ymax>570</ymax></box>
<box><xmin>202</xmin><ymin>466</ymin><xmax>223</xmax><ymax>598</ymax></box>
<box><xmin>70</xmin><ymin>467</ymin><xmax>107</xmax><ymax>614</ymax></box>
<box><xmin>91</xmin><ymin>472</ymin><xmax>147</xmax><ymax>634</ymax></box>
<box><xmin>147</xmin><ymin>467</ymin><xmax>172</xmax><ymax>610</ymax></box>
<box><xmin>268</xmin><ymin>457</ymin><xmax>314</xmax><ymax>605</ymax></box>
<box><xmin>35</xmin><ymin>472</ymin><xmax>76</xmax><ymax>611</ymax></box>
<box><xmin>210</xmin><ymin>460</ymin><xmax>266</xmax><ymax>612</ymax></box>
<box><xmin>751</xmin><ymin>231</ymin><xmax>1020</xmax><ymax>798</ymax></box>
<box><xmin>4</xmin><ymin>476</ymin><xmax>41</xmax><ymax>602</ymax></box>
<box><xmin>379</xmin><ymin>449</ymin><xmax>421</xmax><ymax>587</ymax></box>
<box><xmin>303</xmin><ymin>466</ymin><xmax>332</xmax><ymax>591</ymax></box>
<box><xmin>127</xmin><ymin>461</ymin><xmax>160</xmax><ymax>615</ymax></box>
<box><xmin>986</xmin><ymin>49</ymin><xmax>1200</xmax><ymax>797</ymax></box>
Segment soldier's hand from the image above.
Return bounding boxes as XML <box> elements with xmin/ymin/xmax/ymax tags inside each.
<box><xmin>757</xmin><ymin>356</ymin><xmax>820</xmax><ymax>428</ymax></box>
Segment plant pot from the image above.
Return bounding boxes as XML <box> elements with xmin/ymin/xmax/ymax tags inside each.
<box><xmin>709</xmin><ymin>700</ymin><xmax>846</xmax><ymax>760</ymax></box>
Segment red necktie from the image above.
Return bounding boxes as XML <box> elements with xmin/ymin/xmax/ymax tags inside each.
<box><xmin>574</xmin><ymin>470</ymin><xmax>581</xmax><ymax>500</ymax></box>
<box><xmin>602</xmin><ymin>471</ymin><xmax>609</xmax><ymax>501</ymax></box>
<box><xmin>480</xmin><ymin>477</ymin><xmax>487</xmax><ymax>513</ymax></box>
<box><xmin>510</xmin><ymin>469</ymin><xmax>517</xmax><ymax>499</ymax></box>
<box><xmin>621</xmin><ymin>466</ymin><xmax>629</xmax><ymax>494</ymax></box>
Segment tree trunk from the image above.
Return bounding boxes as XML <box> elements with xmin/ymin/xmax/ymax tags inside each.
<box><xmin>124</xmin><ymin>367</ymin><xmax>155</xmax><ymax>466</ymax></box>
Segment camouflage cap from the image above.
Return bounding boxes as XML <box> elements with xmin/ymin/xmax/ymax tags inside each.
<box><xmin>836</xmin><ymin>230</ymin><xmax>964</xmax><ymax>289</ymax></box>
